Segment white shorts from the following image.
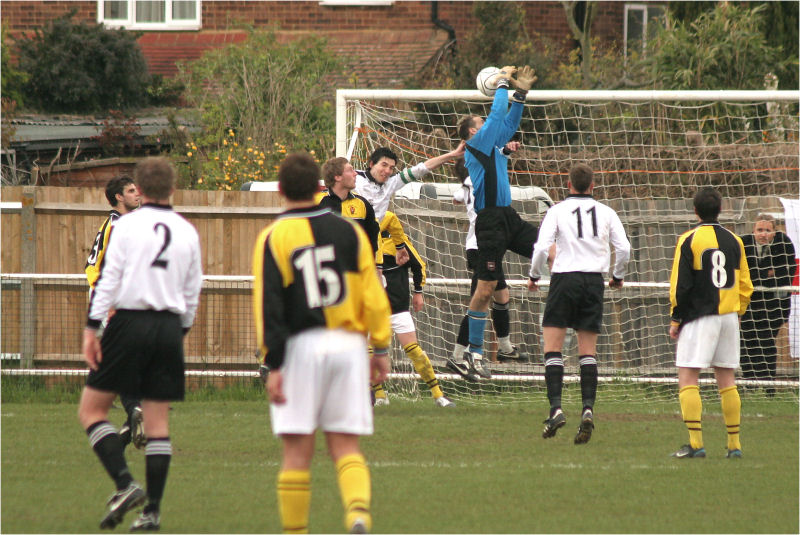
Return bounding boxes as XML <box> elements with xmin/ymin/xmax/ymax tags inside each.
<box><xmin>390</xmin><ymin>311</ymin><xmax>415</xmax><ymax>334</ymax></box>
<box><xmin>676</xmin><ymin>313</ymin><xmax>740</xmax><ymax>369</ymax></box>
<box><xmin>270</xmin><ymin>328</ymin><xmax>373</xmax><ymax>436</ymax></box>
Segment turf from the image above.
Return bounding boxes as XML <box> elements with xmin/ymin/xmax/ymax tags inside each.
<box><xmin>2</xmin><ymin>395</ymin><xmax>797</xmax><ymax>533</ymax></box>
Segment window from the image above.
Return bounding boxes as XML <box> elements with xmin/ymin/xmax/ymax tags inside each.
<box><xmin>624</xmin><ymin>3</ymin><xmax>665</xmax><ymax>59</ymax></box>
<box><xmin>98</xmin><ymin>0</ymin><xmax>201</xmax><ymax>30</ymax></box>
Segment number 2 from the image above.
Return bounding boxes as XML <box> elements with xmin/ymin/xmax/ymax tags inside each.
<box><xmin>151</xmin><ymin>223</ymin><xmax>171</xmax><ymax>269</ymax></box>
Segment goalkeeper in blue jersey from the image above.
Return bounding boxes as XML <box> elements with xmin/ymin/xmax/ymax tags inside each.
<box><xmin>448</xmin><ymin>65</ymin><xmax>540</xmax><ymax>381</ymax></box>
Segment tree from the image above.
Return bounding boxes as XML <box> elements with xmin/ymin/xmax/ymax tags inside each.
<box><xmin>643</xmin><ymin>3</ymin><xmax>791</xmax><ymax>90</ymax></box>
<box><xmin>176</xmin><ymin>30</ymin><xmax>344</xmax><ymax>188</ymax></box>
<box><xmin>16</xmin><ymin>13</ymin><xmax>150</xmax><ymax>113</ymax></box>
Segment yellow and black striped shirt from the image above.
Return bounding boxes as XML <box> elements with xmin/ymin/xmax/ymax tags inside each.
<box><xmin>669</xmin><ymin>222</ymin><xmax>753</xmax><ymax>327</ymax></box>
<box><xmin>317</xmin><ymin>190</ymin><xmax>380</xmax><ymax>256</ymax></box>
<box><xmin>380</xmin><ymin>211</ymin><xmax>426</xmax><ymax>291</ymax></box>
<box><xmin>85</xmin><ymin>210</ymin><xmax>121</xmax><ymax>288</ymax></box>
<box><xmin>252</xmin><ymin>206</ymin><xmax>391</xmax><ymax>369</ymax></box>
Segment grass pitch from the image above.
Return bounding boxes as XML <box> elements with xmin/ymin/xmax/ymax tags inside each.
<box><xmin>1</xmin><ymin>389</ymin><xmax>797</xmax><ymax>533</ymax></box>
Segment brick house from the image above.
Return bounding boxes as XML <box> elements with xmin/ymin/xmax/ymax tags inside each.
<box><xmin>0</xmin><ymin>1</ymin><xmax>656</xmax><ymax>88</ymax></box>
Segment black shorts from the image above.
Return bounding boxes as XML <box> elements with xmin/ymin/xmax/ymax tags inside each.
<box><xmin>86</xmin><ymin>310</ymin><xmax>186</xmax><ymax>401</ymax></box>
<box><xmin>474</xmin><ymin>206</ymin><xmax>538</xmax><ymax>282</ymax></box>
<box><xmin>383</xmin><ymin>268</ymin><xmax>410</xmax><ymax>315</ymax></box>
<box><xmin>466</xmin><ymin>249</ymin><xmax>507</xmax><ymax>295</ymax></box>
<box><xmin>542</xmin><ymin>272</ymin><xmax>605</xmax><ymax>333</ymax></box>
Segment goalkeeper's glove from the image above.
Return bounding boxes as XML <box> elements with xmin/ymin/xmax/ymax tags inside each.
<box><xmin>488</xmin><ymin>65</ymin><xmax>517</xmax><ymax>89</ymax></box>
<box><xmin>510</xmin><ymin>65</ymin><xmax>537</xmax><ymax>103</ymax></box>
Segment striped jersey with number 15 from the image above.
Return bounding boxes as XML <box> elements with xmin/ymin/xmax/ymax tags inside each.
<box><xmin>252</xmin><ymin>206</ymin><xmax>392</xmax><ymax>370</ymax></box>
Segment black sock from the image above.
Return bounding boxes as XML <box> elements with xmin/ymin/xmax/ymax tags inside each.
<box><xmin>86</xmin><ymin>421</ymin><xmax>133</xmax><ymax>490</ymax></box>
<box><xmin>491</xmin><ymin>301</ymin><xmax>510</xmax><ymax>339</ymax></box>
<box><xmin>144</xmin><ymin>437</ymin><xmax>172</xmax><ymax>514</ymax></box>
<box><xmin>579</xmin><ymin>355</ymin><xmax>598</xmax><ymax>411</ymax></box>
<box><xmin>544</xmin><ymin>352</ymin><xmax>564</xmax><ymax>415</ymax></box>
<box><xmin>457</xmin><ymin>314</ymin><xmax>469</xmax><ymax>347</ymax></box>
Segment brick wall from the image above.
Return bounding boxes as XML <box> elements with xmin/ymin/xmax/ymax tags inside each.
<box><xmin>2</xmin><ymin>1</ymin><xmax>623</xmax><ymax>46</ymax></box>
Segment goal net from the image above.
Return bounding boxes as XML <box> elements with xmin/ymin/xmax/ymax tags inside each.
<box><xmin>336</xmin><ymin>89</ymin><xmax>800</xmax><ymax>405</ymax></box>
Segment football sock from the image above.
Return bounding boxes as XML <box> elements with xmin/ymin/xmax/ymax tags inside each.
<box><xmin>277</xmin><ymin>469</ymin><xmax>311</xmax><ymax>534</ymax></box>
<box><xmin>544</xmin><ymin>352</ymin><xmax>564</xmax><ymax>414</ymax></box>
<box><xmin>403</xmin><ymin>342</ymin><xmax>443</xmax><ymax>398</ymax></box>
<box><xmin>467</xmin><ymin>309</ymin><xmax>488</xmax><ymax>356</ymax></box>
<box><xmin>679</xmin><ymin>385</ymin><xmax>703</xmax><ymax>449</ymax></box>
<box><xmin>452</xmin><ymin>343</ymin><xmax>468</xmax><ymax>361</ymax></box>
<box><xmin>456</xmin><ymin>315</ymin><xmax>469</xmax><ymax>348</ymax></box>
<box><xmin>579</xmin><ymin>355</ymin><xmax>598</xmax><ymax>411</ymax></box>
<box><xmin>144</xmin><ymin>438</ymin><xmax>172</xmax><ymax>514</ymax></box>
<box><xmin>491</xmin><ymin>301</ymin><xmax>511</xmax><ymax>340</ymax></box>
<box><xmin>719</xmin><ymin>385</ymin><xmax>742</xmax><ymax>451</ymax></box>
<box><xmin>86</xmin><ymin>421</ymin><xmax>133</xmax><ymax>490</ymax></box>
<box><xmin>120</xmin><ymin>395</ymin><xmax>140</xmax><ymax>421</ymax></box>
<box><xmin>336</xmin><ymin>453</ymin><xmax>372</xmax><ymax>533</ymax></box>
<box><xmin>371</xmin><ymin>382</ymin><xmax>387</xmax><ymax>401</ymax></box>
<box><xmin>497</xmin><ymin>336</ymin><xmax>514</xmax><ymax>354</ymax></box>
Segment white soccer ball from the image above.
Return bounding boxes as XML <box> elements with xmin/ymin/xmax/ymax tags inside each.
<box><xmin>476</xmin><ymin>66</ymin><xmax>500</xmax><ymax>97</ymax></box>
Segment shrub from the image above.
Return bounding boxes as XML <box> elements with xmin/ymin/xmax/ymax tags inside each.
<box><xmin>1</xmin><ymin>25</ymin><xmax>27</xmax><ymax>107</ymax></box>
<box><xmin>177</xmin><ymin>29</ymin><xmax>342</xmax><ymax>168</ymax></box>
<box><xmin>16</xmin><ymin>12</ymin><xmax>150</xmax><ymax>113</ymax></box>
<box><xmin>180</xmin><ymin>129</ymin><xmax>321</xmax><ymax>191</ymax></box>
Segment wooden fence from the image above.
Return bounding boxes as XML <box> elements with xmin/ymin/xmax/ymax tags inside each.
<box><xmin>1</xmin><ymin>186</ymin><xmax>796</xmax><ymax>376</ymax></box>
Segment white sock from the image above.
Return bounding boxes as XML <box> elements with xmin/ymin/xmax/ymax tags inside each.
<box><xmin>498</xmin><ymin>336</ymin><xmax>513</xmax><ymax>353</ymax></box>
<box><xmin>452</xmin><ymin>344</ymin><xmax>468</xmax><ymax>360</ymax></box>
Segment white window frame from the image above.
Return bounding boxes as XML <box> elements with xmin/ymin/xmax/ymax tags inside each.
<box><xmin>319</xmin><ymin>1</ymin><xmax>393</xmax><ymax>6</ymax></box>
<box><xmin>98</xmin><ymin>1</ymin><xmax>202</xmax><ymax>31</ymax></box>
<box><xmin>624</xmin><ymin>3</ymin><xmax>664</xmax><ymax>59</ymax></box>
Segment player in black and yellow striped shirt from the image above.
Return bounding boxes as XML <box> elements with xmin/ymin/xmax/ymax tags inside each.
<box><xmin>372</xmin><ymin>211</ymin><xmax>454</xmax><ymax>407</ymax></box>
<box><xmin>669</xmin><ymin>187</ymin><xmax>753</xmax><ymax>459</ymax></box>
<box><xmin>253</xmin><ymin>152</ymin><xmax>391</xmax><ymax>534</ymax></box>
<box><xmin>318</xmin><ymin>157</ymin><xmax>380</xmax><ymax>259</ymax></box>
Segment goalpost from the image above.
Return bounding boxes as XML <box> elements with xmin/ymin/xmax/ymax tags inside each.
<box><xmin>336</xmin><ymin>88</ymin><xmax>800</xmax><ymax>404</ymax></box>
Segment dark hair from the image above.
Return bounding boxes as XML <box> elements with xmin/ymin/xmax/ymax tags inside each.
<box><xmin>104</xmin><ymin>174</ymin><xmax>134</xmax><ymax>206</ymax></box>
<box><xmin>278</xmin><ymin>152</ymin><xmax>321</xmax><ymax>201</ymax></box>
<box><xmin>569</xmin><ymin>163</ymin><xmax>593</xmax><ymax>193</ymax></box>
<box><xmin>133</xmin><ymin>157</ymin><xmax>175</xmax><ymax>200</ymax></box>
<box><xmin>367</xmin><ymin>147</ymin><xmax>398</xmax><ymax>167</ymax></box>
<box><xmin>693</xmin><ymin>187</ymin><xmax>722</xmax><ymax>222</ymax></box>
<box><xmin>457</xmin><ymin>115</ymin><xmax>477</xmax><ymax>140</ymax></box>
<box><xmin>321</xmin><ymin>157</ymin><xmax>348</xmax><ymax>189</ymax></box>
<box><xmin>454</xmin><ymin>159</ymin><xmax>469</xmax><ymax>183</ymax></box>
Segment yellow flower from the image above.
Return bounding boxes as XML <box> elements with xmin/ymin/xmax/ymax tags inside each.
<box><xmin>223</xmin><ymin>140</ymin><xmax>228</xmax><ymax>146</ymax></box>
<box><xmin>233</xmin><ymin>142</ymin><xmax>239</xmax><ymax>147</ymax></box>
<box><xmin>225</xmin><ymin>185</ymin><xmax>231</xmax><ymax>190</ymax></box>
<box><xmin>310</xmin><ymin>150</ymin><xmax>316</xmax><ymax>155</ymax></box>
<box><xmin>198</xmin><ymin>178</ymin><xmax>203</xmax><ymax>184</ymax></box>
<box><xmin>279</xmin><ymin>149</ymin><xmax>286</xmax><ymax>154</ymax></box>
<box><xmin>260</xmin><ymin>152</ymin><xmax>265</xmax><ymax>158</ymax></box>
<box><xmin>247</xmin><ymin>148</ymin><xmax>253</xmax><ymax>153</ymax></box>
<box><xmin>247</xmin><ymin>137</ymin><xmax>252</xmax><ymax>141</ymax></box>
<box><xmin>257</xmin><ymin>160</ymin><xmax>264</xmax><ymax>165</ymax></box>
<box><xmin>214</xmin><ymin>156</ymin><xmax>219</xmax><ymax>161</ymax></box>
<box><xmin>228</xmin><ymin>130</ymin><xmax>235</xmax><ymax>137</ymax></box>
<box><xmin>187</xmin><ymin>151</ymin><xmax>193</xmax><ymax>157</ymax></box>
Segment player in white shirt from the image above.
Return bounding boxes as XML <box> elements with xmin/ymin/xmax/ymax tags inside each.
<box><xmin>355</xmin><ymin>143</ymin><xmax>465</xmax><ymax>222</ymax></box>
<box><xmin>79</xmin><ymin>157</ymin><xmax>203</xmax><ymax>532</ymax></box>
<box><xmin>528</xmin><ymin>163</ymin><xmax>630</xmax><ymax>444</ymax></box>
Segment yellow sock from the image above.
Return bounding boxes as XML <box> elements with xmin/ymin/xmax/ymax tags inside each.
<box><xmin>679</xmin><ymin>385</ymin><xmax>703</xmax><ymax>449</ymax></box>
<box><xmin>372</xmin><ymin>382</ymin><xmax>387</xmax><ymax>400</ymax></box>
<box><xmin>277</xmin><ymin>470</ymin><xmax>311</xmax><ymax>534</ymax></box>
<box><xmin>336</xmin><ymin>453</ymin><xmax>372</xmax><ymax>533</ymax></box>
<box><xmin>720</xmin><ymin>385</ymin><xmax>742</xmax><ymax>451</ymax></box>
<box><xmin>403</xmin><ymin>342</ymin><xmax>443</xmax><ymax>398</ymax></box>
